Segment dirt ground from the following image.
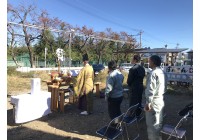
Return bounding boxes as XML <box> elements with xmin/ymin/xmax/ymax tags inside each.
<box><xmin>7</xmin><ymin>88</ymin><xmax>193</xmax><ymax>140</ymax></box>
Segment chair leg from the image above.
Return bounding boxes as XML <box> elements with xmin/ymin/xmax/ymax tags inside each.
<box><xmin>121</xmin><ymin>133</ymin><xmax>125</xmax><ymax>140</ymax></box>
<box><xmin>135</xmin><ymin>120</ymin><xmax>140</xmax><ymax>139</ymax></box>
<box><xmin>124</xmin><ymin>124</ymin><xmax>130</xmax><ymax>140</ymax></box>
<box><xmin>124</xmin><ymin>123</ymin><xmax>139</xmax><ymax>140</ymax></box>
<box><xmin>137</xmin><ymin>107</ymin><xmax>144</xmax><ymax>122</ymax></box>
<box><xmin>167</xmin><ymin>134</ymin><xmax>176</xmax><ymax>140</ymax></box>
<box><xmin>167</xmin><ymin>135</ymin><xmax>172</xmax><ymax>140</ymax></box>
<box><xmin>133</xmin><ymin>135</ymin><xmax>139</xmax><ymax>140</ymax></box>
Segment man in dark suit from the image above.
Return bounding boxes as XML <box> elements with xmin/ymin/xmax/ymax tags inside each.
<box><xmin>127</xmin><ymin>55</ymin><xmax>145</xmax><ymax>117</ymax></box>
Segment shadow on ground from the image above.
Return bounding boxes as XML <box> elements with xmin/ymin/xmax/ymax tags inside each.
<box><xmin>7</xmin><ymin>126</ymin><xmax>84</xmax><ymax>140</ymax></box>
<box><xmin>7</xmin><ymin>94</ymin><xmax>193</xmax><ymax>140</ymax></box>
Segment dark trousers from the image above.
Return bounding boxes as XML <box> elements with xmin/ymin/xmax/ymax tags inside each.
<box><xmin>86</xmin><ymin>91</ymin><xmax>93</xmax><ymax>114</ymax></box>
<box><xmin>129</xmin><ymin>86</ymin><xmax>143</xmax><ymax>116</ymax></box>
<box><xmin>78</xmin><ymin>91</ymin><xmax>93</xmax><ymax>113</ymax></box>
<box><xmin>78</xmin><ymin>94</ymin><xmax>86</xmax><ymax>110</ymax></box>
<box><xmin>108</xmin><ymin>96</ymin><xmax>123</xmax><ymax>120</ymax></box>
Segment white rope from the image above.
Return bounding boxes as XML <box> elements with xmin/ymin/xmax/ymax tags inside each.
<box><xmin>8</xmin><ymin>21</ymin><xmax>135</xmax><ymax>44</ymax></box>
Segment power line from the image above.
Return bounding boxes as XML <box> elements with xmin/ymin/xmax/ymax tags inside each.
<box><xmin>60</xmin><ymin>1</ymin><xmax>178</xmax><ymax>48</ymax></box>
<box><xmin>8</xmin><ymin>22</ymin><xmax>178</xmax><ymax>49</ymax></box>
<box><xmin>59</xmin><ymin>0</ymin><xmax>141</xmax><ymax>32</ymax></box>
<box><xmin>75</xmin><ymin>0</ymin><xmax>140</xmax><ymax>32</ymax></box>
<box><xmin>144</xmin><ymin>31</ymin><xmax>177</xmax><ymax>45</ymax></box>
<box><xmin>8</xmin><ymin>21</ymin><xmax>71</xmax><ymax>33</ymax></box>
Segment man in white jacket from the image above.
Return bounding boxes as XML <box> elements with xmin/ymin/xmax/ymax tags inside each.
<box><xmin>144</xmin><ymin>55</ymin><xmax>166</xmax><ymax>140</ymax></box>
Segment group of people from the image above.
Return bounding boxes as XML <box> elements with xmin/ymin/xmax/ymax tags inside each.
<box><xmin>73</xmin><ymin>53</ymin><xmax>166</xmax><ymax>140</ymax></box>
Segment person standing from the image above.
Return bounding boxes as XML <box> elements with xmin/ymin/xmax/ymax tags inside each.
<box><xmin>144</xmin><ymin>55</ymin><xmax>166</xmax><ymax>140</ymax></box>
<box><xmin>105</xmin><ymin>60</ymin><xmax>124</xmax><ymax>120</ymax></box>
<box><xmin>74</xmin><ymin>53</ymin><xmax>94</xmax><ymax>115</ymax></box>
<box><xmin>127</xmin><ymin>55</ymin><xmax>145</xmax><ymax>117</ymax></box>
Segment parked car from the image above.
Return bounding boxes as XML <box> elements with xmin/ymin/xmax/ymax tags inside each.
<box><xmin>143</xmin><ymin>63</ymin><xmax>151</xmax><ymax>75</ymax></box>
<box><xmin>119</xmin><ymin>63</ymin><xmax>133</xmax><ymax>73</ymax></box>
<box><xmin>92</xmin><ymin>64</ymin><xmax>105</xmax><ymax>74</ymax></box>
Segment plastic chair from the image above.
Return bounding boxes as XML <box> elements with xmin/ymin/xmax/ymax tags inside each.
<box><xmin>122</xmin><ymin>103</ymin><xmax>140</xmax><ymax>140</ymax></box>
<box><xmin>160</xmin><ymin>111</ymin><xmax>192</xmax><ymax>140</ymax></box>
<box><xmin>96</xmin><ymin>113</ymin><xmax>125</xmax><ymax>140</ymax></box>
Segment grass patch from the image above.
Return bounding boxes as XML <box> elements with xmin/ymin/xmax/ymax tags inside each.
<box><xmin>7</xmin><ymin>66</ymin><xmax>21</xmax><ymax>76</ymax></box>
<box><xmin>7</xmin><ymin>68</ymin><xmax>193</xmax><ymax>97</ymax></box>
<box><xmin>7</xmin><ymin>69</ymin><xmax>51</xmax><ymax>95</ymax></box>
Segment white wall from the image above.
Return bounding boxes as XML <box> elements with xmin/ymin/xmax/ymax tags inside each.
<box><xmin>16</xmin><ymin>67</ymin><xmax>83</xmax><ymax>73</ymax></box>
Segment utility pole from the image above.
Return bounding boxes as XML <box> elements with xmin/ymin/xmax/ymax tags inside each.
<box><xmin>139</xmin><ymin>30</ymin><xmax>143</xmax><ymax>48</ymax></box>
<box><xmin>176</xmin><ymin>43</ymin><xmax>179</xmax><ymax>49</ymax></box>
<box><xmin>45</xmin><ymin>47</ymin><xmax>48</xmax><ymax>68</ymax></box>
<box><xmin>37</xmin><ymin>56</ymin><xmax>38</xmax><ymax>68</ymax></box>
<box><xmin>68</xmin><ymin>29</ymin><xmax>74</xmax><ymax>69</ymax></box>
<box><xmin>35</xmin><ymin>55</ymin><xmax>37</xmax><ymax>68</ymax></box>
<box><xmin>128</xmin><ymin>30</ymin><xmax>143</xmax><ymax>48</ymax></box>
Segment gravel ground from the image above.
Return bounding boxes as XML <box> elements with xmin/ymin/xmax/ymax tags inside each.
<box><xmin>7</xmin><ymin>91</ymin><xmax>193</xmax><ymax>140</ymax></box>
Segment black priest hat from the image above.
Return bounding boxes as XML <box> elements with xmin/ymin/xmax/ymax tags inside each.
<box><xmin>82</xmin><ymin>53</ymin><xmax>89</xmax><ymax>61</ymax></box>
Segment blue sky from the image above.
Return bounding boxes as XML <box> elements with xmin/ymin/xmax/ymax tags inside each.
<box><xmin>8</xmin><ymin>0</ymin><xmax>193</xmax><ymax>50</ymax></box>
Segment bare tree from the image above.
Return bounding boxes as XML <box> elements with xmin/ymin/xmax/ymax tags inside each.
<box><xmin>110</xmin><ymin>31</ymin><xmax>121</xmax><ymax>63</ymax></box>
<box><xmin>38</xmin><ymin>11</ymin><xmax>62</xmax><ymax>59</ymax></box>
<box><xmin>7</xmin><ymin>25</ymin><xmax>21</xmax><ymax>67</ymax></box>
<box><xmin>73</xmin><ymin>25</ymin><xmax>95</xmax><ymax>55</ymax></box>
<box><xmin>7</xmin><ymin>4</ymin><xmax>21</xmax><ymax>67</ymax></box>
<box><xmin>8</xmin><ymin>3</ymin><xmax>42</xmax><ymax>68</ymax></box>
<box><xmin>120</xmin><ymin>31</ymin><xmax>138</xmax><ymax>62</ymax></box>
<box><xmin>91</xmin><ymin>31</ymin><xmax>110</xmax><ymax>64</ymax></box>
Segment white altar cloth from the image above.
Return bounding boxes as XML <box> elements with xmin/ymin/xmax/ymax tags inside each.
<box><xmin>11</xmin><ymin>91</ymin><xmax>51</xmax><ymax>123</ymax></box>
